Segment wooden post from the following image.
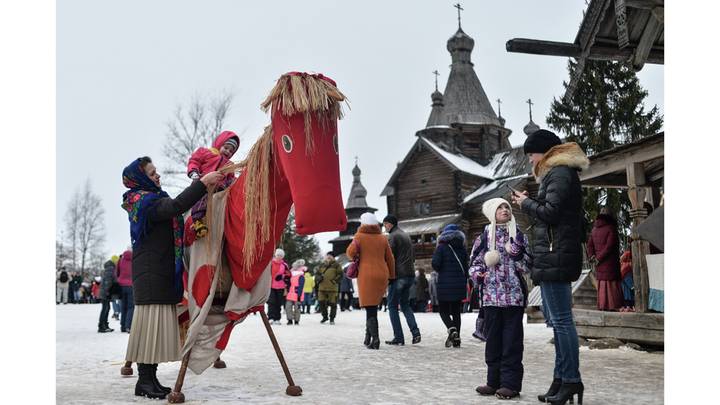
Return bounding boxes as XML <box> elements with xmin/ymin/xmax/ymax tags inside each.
<box><xmin>259</xmin><ymin>310</ymin><xmax>303</xmax><ymax>396</ymax></box>
<box><xmin>627</xmin><ymin>163</ymin><xmax>650</xmax><ymax>313</ymax></box>
<box><xmin>167</xmin><ymin>350</ymin><xmax>192</xmax><ymax>403</ymax></box>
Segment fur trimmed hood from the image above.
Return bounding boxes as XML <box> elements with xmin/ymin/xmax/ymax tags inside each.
<box><xmin>438</xmin><ymin>229</ymin><xmax>465</xmax><ymax>247</ymax></box>
<box><xmin>532</xmin><ymin>142</ymin><xmax>590</xmax><ymax>180</ymax></box>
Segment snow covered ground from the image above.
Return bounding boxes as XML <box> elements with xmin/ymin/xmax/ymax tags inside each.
<box><xmin>57</xmin><ymin>304</ymin><xmax>663</xmax><ymax>404</ymax></box>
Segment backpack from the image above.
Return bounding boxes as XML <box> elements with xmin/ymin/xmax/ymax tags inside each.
<box><xmin>59</xmin><ymin>271</ymin><xmax>69</xmax><ymax>283</ymax></box>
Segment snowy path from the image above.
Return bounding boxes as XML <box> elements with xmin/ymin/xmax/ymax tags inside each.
<box><xmin>57</xmin><ymin>304</ymin><xmax>663</xmax><ymax>404</ymax></box>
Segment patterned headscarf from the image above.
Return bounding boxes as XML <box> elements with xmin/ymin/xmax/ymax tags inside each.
<box><xmin>121</xmin><ymin>158</ymin><xmax>184</xmax><ymax>298</ymax></box>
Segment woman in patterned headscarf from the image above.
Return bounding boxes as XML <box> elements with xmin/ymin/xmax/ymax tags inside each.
<box><xmin>121</xmin><ymin>156</ymin><xmax>223</xmax><ymax>400</ymax></box>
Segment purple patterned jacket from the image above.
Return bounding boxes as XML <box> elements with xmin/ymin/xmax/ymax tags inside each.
<box><xmin>469</xmin><ymin>225</ymin><xmax>531</xmax><ymax>308</ymax></box>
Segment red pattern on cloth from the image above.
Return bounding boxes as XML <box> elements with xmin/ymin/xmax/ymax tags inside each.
<box><xmin>215</xmin><ymin>305</ymin><xmax>264</xmax><ymax>350</ymax></box>
<box><xmin>192</xmin><ymin>265</ymin><xmax>216</xmax><ymax>308</ymax></box>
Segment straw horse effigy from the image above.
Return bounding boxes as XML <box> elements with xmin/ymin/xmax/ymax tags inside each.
<box><xmin>165</xmin><ymin>72</ymin><xmax>348</xmax><ymax>403</ymax></box>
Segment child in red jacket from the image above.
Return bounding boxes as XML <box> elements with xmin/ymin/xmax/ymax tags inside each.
<box><xmin>186</xmin><ymin>130</ymin><xmax>240</xmax><ymax>237</ymax></box>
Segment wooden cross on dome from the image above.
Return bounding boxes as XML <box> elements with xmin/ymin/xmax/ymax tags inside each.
<box><xmin>526</xmin><ymin>98</ymin><xmax>534</xmax><ymax>121</ymax></box>
<box><xmin>432</xmin><ymin>70</ymin><xmax>440</xmax><ymax>91</ymax></box>
<box><xmin>454</xmin><ymin>3</ymin><xmax>464</xmax><ymax>29</ymax></box>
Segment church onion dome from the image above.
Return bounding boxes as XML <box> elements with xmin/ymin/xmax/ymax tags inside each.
<box><xmin>431</xmin><ymin>89</ymin><xmax>444</xmax><ymax>105</ymax></box>
<box><xmin>523</xmin><ymin>119</ymin><xmax>540</xmax><ymax>136</ymax></box>
<box><xmin>447</xmin><ymin>28</ymin><xmax>475</xmax><ymax>54</ymax></box>
<box><xmin>352</xmin><ymin>163</ymin><xmax>361</xmax><ymax>177</ymax></box>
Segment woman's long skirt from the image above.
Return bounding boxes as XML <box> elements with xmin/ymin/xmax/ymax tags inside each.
<box><xmin>125</xmin><ymin>304</ymin><xmax>181</xmax><ymax>364</ymax></box>
<box><xmin>597</xmin><ymin>280</ymin><xmax>623</xmax><ymax>311</ymax></box>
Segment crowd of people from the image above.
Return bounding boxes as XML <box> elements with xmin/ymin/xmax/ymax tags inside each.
<box><xmin>56</xmin><ymin>248</ymin><xmax>136</xmax><ymax>334</ymax></box>
<box><xmin>57</xmin><ymin>128</ymin><xmax>598</xmax><ymax>404</ymax></box>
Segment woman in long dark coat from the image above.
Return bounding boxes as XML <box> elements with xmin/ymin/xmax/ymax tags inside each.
<box><xmin>587</xmin><ymin>208</ymin><xmax>623</xmax><ymax>311</ymax></box>
<box><xmin>121</xmin><ymin>156</ymin><xmax>222</xmax><ymax>399</ymax></box>
<box><xmin>431</xmin><ymin>224</ymin><xmax>469</xmax><ymax>348</ymax></box>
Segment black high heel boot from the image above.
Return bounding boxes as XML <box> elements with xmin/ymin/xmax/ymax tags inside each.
<box><xmin>150</xmin><ymin>363</ymin><xmax>171</xmax><ymax>394</ymax></box>
<box><xmin>367</xmin><ymin>317</ymin><xmax>380</xmax><ymax>350</ymax></box>
<box><xmin>363</xmin><ymin>325</ymin><xmax>371</xmax><ymax>347</ymax></box>
<box><xmin>537</xmin><ymin>378</ymin><xmax>562</xmax><ymax>402</ymax></box>
<box><xmin>546</xmin><ymin>382</ymin><xmax>583</xmax><ymax>405</ymax></box>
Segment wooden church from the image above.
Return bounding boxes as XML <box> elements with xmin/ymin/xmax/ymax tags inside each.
<box><xmin>380</xmin><ymin>16</ymin><xmax>538</xmax><ymax>271</ymax></box>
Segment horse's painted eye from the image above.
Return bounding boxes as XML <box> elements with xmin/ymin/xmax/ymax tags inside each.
<box><xmin>333</xmin><ymin>134</ymin><xmax>339</xmax><ymax>155</ymax></box>
<box><xmin>281</xmin><ymin>135</ymin><xmax>293</xmax><ymax>153</ymax></box>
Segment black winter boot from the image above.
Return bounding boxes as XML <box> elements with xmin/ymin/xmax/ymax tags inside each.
<box><xmin>367</xmin><ymin>317</ymin><xmax>380</xmax><ymax>350</ymax></box>
<box><xmin>363</xmin><ymin>325</ymin><xmax>371</xmax><ymax>347</ymax></box>
<box><xmin>538</xmin><ymin>378</ymin><xmax>562</xmax><ymax>402</ymax></box>
<box><xmin>546</xmin><ymin>382</ymin><xmax>584</xmax><ymax>405</ymax></box>
<box><xmin>150</xmin><ymin>363</ymin><xmax>171</xmax><ymax>394</ymax></box>
<box><xmin>98</xmin><ymin>323</ymin><xmax>114</xmax><ymax>333</ymax></box>
<box><xmin>445</xmin><ymin>327</ymin><xmax>457</xmax><ymax>348</ymax></box>
<box><xmin>135</xmin><ymin>363</ymin><xmax>167</xmax><ymax>399</ymax></box>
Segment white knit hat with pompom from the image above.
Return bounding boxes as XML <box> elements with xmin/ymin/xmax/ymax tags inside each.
<box><xmin>481</xmin><ymin>197</ymin><xmax>517</xmax><ymax>267</ymax></box>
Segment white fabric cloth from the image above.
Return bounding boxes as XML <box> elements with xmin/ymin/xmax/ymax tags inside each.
<box><xmin>182</xmin><ymin>189</ymin><xmax>272</xmax><ymax>375</ymax></box>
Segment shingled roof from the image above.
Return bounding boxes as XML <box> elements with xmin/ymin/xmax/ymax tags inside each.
<box><xmin>427</xmin><ymin>27</ymin><xmax>502</xmax><ymax>127</ymax></box>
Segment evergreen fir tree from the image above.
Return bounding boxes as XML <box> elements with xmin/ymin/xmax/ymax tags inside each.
<box><xmin>546</xmin><ymin>59</ymin><xmax>663</xmax><ymax>245</ymax></box>
<box><xmin>279</xmin><ymin>210</ymin><xmax>322</xmax><ymax>272</ymax></box>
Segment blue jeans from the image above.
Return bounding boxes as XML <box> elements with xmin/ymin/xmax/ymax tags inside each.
<box><xmin>387</xmin><ymin>276</ymin><xmax>420</xmax><ymax>341</ymax></box>
<box><xmin>120</xmin><ymin>286</ymin><xmax>135</xmax><ymax>331</ymax></box>
<box><xmin>111</xmin><ymin>298</ymin><xmax>120</xmax><ymax>315</ymax></box>
<box><xmin>541</xmin><ymin>281</ymin><xmax>581</xmax><ymax>383</ymax></box>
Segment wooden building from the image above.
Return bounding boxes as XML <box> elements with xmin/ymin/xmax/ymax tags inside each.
<box><xmin>380</xmin><ymin>16</ymin><xmax>534</xmax><ymax>271</ymax></box>
<box><xmin>505</xmin><ymin>0</ymin><xmax>665</xmax><ymax>345</ymax></box>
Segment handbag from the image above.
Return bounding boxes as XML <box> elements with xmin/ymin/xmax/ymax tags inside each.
<box><xmin>346</xmin><ymin>240</ymin><xmax>360</xmax><ymax>279</ymax></box>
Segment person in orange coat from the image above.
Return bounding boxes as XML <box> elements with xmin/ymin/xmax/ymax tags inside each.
<box><xmin>347</xmin><ymin>212</ymin><xmax>395</xmax><ymax>350</ymax></box>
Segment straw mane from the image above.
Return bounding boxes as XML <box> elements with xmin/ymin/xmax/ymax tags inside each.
<box><xmin>212</xmin><ymin>73</ymin><xmax>347</xmax><ymax>273</ymax></box>
<box><xmin>261</xmin><ymin>73</ymin><xmax>347</xmax><ymax>154</ymax></box>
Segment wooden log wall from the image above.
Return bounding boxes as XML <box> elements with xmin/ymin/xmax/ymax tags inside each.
<box><xmin>394</xmin><ymin>148</ymin><xmax>458</xmax><ymax>219</ymax></box>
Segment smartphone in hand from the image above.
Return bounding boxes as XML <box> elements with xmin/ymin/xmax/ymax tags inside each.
<box><xmin>505</xmin><ymin>184</ymin><xmax>522</xmax><ymax>195</ymax></box>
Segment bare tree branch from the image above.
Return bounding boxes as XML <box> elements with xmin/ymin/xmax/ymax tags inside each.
<box><xmin>62</xmin><ymin>179</ymin><xmax>106</xmax><ymax>278</ymax></box>
<box><xmin>161</xmin><ymin>90</ymin><xmax>235</xmax><ymax>192</ymax></box>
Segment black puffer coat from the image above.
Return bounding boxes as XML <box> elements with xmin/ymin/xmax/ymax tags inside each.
<box><xmin>431</xmin><ymin>229</ymin><xmax>469</xmax><ymax>302</ymax></box>
<box><xmin>133</xmin><ymin>181</ymin><xmax>207</xmax><ymax>305</ymax></box>
<box><xmin>521</xmin><ymin>143</ymin><xmax>589</xmax><ymax>283</ymax></box>
<box><xmin>99</xmin><ymin>260</ymin><xmax>118</xmax><ymax>300</ymax></box>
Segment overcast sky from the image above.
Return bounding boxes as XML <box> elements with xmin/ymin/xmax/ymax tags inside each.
<box><xmin>57</xmin><ymin>0</ymin><xmax>664</xmax><ymax>258</ymax></box>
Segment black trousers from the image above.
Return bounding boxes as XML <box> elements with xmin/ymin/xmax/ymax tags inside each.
<box><xmin>438</xmin><ymin>300</ymin><xmax>463</xmax><ymax>332</ymax></box>
<box><xmin>339</xmin><ymin>292</ymin><xmax>353</xmax><ymax>310</ymax></box>
<box><xmin>483</xmin><ymin>306</ymin><xmax>525</xmax><ymax>392</ymax></box>
<box><xmin>98</xmin><ymin>298</ymin><xmax>111</xmax><ymax>327</ymax></box>
<box><xmin>267</xmin><ymin>288</ymin><xmax>284</xmax><ymax>321</ymax></box>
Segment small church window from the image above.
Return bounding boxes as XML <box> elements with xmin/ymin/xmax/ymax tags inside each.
<box><xmin>414</xmin><ymin>201</ymin><xmax>431</xmax><ymax>216</ymax></box>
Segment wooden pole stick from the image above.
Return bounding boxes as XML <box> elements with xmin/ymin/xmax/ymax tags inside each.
<box><xmin>167</xmin><ymin>350</ymin><xmax>192</xmax><ymax>404</ymax></box>
<box><xmin>259</xmin><ymin>309</ymin><xmax>303</xmax><ymax>396</ymax></box>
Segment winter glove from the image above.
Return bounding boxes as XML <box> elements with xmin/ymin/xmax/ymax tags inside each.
<box><xmin>274</xmin><ymin>273</ymin><xmax>284</xmax><ymax>282</ymax></box>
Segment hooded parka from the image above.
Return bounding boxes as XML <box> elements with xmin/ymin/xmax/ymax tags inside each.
<box><xmin>520</xmin><ymin>143</ymin><xmax>590</xmax><ymax>283</ymax></box>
